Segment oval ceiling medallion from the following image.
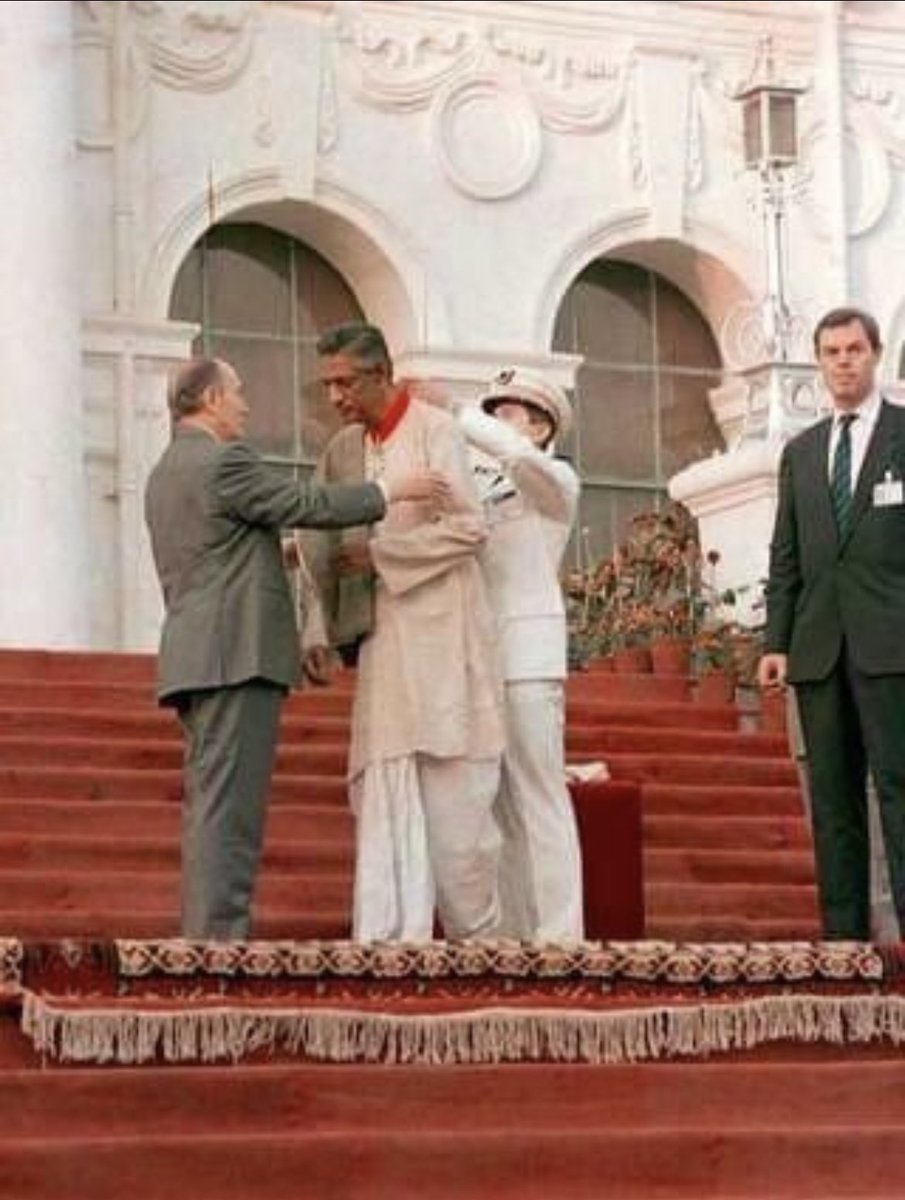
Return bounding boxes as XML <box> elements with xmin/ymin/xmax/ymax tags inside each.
<box><xmin>432</xmin><ymin>77</ymin><xmax>543</xmax><ymax>200</ymax></box>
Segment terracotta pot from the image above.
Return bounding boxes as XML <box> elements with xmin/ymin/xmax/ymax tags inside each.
<box><xmin>650</xmin><ymin>636</ymin><xmax>692</xmax><ymax>677</ymax></box>
<box><xmin>612</xmin><ymin>646</ymin><xmax>653</xmax><ymax>674</ymax></box>
<box><xmin>585</xmin><ymin>655</ymin><xmax>616</xmax><ymax>673</ymax></box>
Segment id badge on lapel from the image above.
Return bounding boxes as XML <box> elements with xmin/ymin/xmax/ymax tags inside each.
<box><xmin>873</xmin><ymin>470</ymin><xmax>905</xmax><ymax>509</ymax></box>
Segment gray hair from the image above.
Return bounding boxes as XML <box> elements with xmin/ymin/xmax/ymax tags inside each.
<box><xmin>168</xmin><ymin>357</ymin><xmax>228</xmax><ymax>418</ymax></box>
<box><xmin>316</xmin><ymin>323</ymin><xmax>392</xmax><ymax>372</ymax></box>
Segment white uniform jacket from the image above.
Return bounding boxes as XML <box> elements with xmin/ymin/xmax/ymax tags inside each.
<box><xmin>458</xmin><ymin>406</ymin><xmax>579</xmax><ymax>682</ymax></box>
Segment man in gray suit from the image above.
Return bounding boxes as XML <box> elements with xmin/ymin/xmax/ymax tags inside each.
<box><xmin>145</xmin><ymin>356</ymin><xmax>448</xmax><ymax>940</ymax></box>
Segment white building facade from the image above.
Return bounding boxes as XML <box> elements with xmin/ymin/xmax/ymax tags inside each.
<box><xmin>2</xmin><ymin>0</ymin><xmax>905</xmax><ymax>650</ymax></box>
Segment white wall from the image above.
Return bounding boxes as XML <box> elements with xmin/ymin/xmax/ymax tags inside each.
<box><xmin>4</xmin><ymin>0</ymin><xmax>904</xmax><ymax>648</ymax></box>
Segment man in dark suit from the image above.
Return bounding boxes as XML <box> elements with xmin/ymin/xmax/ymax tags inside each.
<box><xmin>759</xmin><ymin>307</ymin><xmax>905</xmax><ymax>940</ymax></box>
<box><xmin>144</xmin><ymin>356</ymin><xmax>448</xmax><ymax>940</ymax></box>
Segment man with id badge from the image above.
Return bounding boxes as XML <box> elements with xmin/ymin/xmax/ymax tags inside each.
<box><xmin>758</xmin><ymin>307</ymin><xmax>905</xmax><ymax>940</ymax></box>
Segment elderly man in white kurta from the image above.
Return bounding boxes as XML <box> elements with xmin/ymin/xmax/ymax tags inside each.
<box><xmin>304</xmin><ymin>323</ymin><xmax>505</xmax><ymax>942</ymax></box>
<box><xmin>457</xmin><ymin>368</ymin><xmax>584</xmax><ymax>942</ymax></box>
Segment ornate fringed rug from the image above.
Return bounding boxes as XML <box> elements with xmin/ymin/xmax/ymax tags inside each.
<box><xmin>4</xmin><ymin>937</ymin><xmax>905</xmax><ymax>1067</ymax></box>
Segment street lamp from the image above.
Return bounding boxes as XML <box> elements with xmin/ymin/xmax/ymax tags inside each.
<box><xmin>736</xmin><ymin>45</ymin><xmax>804</xmax><ymax>366</ymax></box>
<box><xmin>719</xmin><ymin>39</ymin><xmax>819</xmax><ymax>444</ymax></box>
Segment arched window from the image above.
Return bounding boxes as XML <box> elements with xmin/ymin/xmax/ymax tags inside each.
<box><xmin>169</xmin><ymin>222</ymin><xmax>364</xmax><ymax>464</ymax></box>
<box><xmin>554</xmin><ymin>260</ymin><xmax>724</xmax><ymax>564</ymax></box>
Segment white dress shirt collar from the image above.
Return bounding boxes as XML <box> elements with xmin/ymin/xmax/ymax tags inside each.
<box><xmin>828</xmin><ymin>389</ymin><xmax>882</xmax><ymax>484</ymax></box>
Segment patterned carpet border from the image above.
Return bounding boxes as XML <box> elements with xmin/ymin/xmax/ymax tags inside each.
<box><xmin>112</xmin><ymin>938</ymin><xmax>890</xmax><ymax>987</ymax></box>
<box><xmin>0</xmin><ymin>938</ymin><xmax>22</xmax><ymax>993</ymax></box>
<box><xmin>9</xmin><ymin>938</ymin><xmax>905</xmax><ymax>1065</ymax></box>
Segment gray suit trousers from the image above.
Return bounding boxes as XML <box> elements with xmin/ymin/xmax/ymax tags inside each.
<box><xmin>178</xmin><ymin>679</ymin><xmax>284</xmax><ymax>939</ymax></box>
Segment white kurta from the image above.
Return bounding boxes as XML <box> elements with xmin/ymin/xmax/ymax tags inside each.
<box><xmin>346</xmin><ymin>399</ymin><xmax>505</xmax><ymax>940</ymax></box>
<box><xmin>458</xmin><ymin>405</ymin><xmax>584</xmax><ymax>941</ymax></box>
<box><xmin>350</xmin><ymin>400</ymin><xmax>505</xmax><ymax>778</ymax></box>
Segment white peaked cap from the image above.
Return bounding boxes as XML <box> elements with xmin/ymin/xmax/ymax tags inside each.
<box><xmin>480</xmin><ymin>367</ymin><xmax>573</xmax><ymax>440</ymax></box>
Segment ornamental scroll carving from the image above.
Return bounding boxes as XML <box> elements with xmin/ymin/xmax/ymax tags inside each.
<box><xmin>333</xmin><ymin>8</ymin><xmax>631</xmax><ymax>199</ymax></box>
<box><xmin>127</xmin><ymin>0</ymin><xmax>254</xmax><ymax>92</ymax></box>
<box><xmin>834</xmin><ymin>74</ymin><xmax>905</xmax><ymax>236</ymax></box>
<box><xmin>848</xmin><ymin>76</ymin><xmax>905</xmax><ymax>166</ymax></box>
<box><xmin>75</xmin><ymin>0</ymin><xmax>255</xmax><ymax>144</ymax></box>
<box><xmin>794</xmin><ymin>74</ymin><xmax>902</xmax><ymax>243</ymax></box>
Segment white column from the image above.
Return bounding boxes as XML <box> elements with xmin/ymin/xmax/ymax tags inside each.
<box><xmin>0</xmin><ymin>2</ymin><xmax>90</xmax><ymax>647</ymax></box>
<box><xmin>669</xmin><ymin>440</ymin><xmax>783</xmax><ymax>627</ymax></box>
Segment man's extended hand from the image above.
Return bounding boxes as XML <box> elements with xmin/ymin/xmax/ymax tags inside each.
<box><xmin>333</xmin><ymin>540</ymin><xmax>373</xmax><ymax>576</ymax></box>
<box><xmin>386</xmin><ymin>470</ymin><xmax>451</xmax><ymax>507</ymax></box>
<box><xmin>302</xmin><ymin>644</ymin><xmax>335</xmax><ymax>687</ymax></box>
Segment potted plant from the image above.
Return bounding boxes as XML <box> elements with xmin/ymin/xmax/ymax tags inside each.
<box><xmin>691</xmin><ymin>620</ymin><xmax>739</xmax><ymax>704</ymax></box>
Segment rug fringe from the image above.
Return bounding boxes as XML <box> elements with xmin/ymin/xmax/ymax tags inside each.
<box><xmin>20</xmin><ymin>990</ymin><xmax>905</xmax><ymax>1066</ymax></box>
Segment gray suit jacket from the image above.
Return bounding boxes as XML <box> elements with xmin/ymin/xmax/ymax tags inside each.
<box><xmin>144</xmin><ymin>426</ymin><xmax>386</xmax><ymax>702</ymax></box>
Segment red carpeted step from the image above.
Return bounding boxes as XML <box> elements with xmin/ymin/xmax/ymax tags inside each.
<box><xmin>0</xmin><ymin>679</ymin><xmax>157</xmax><ymax>710</ymax></box>
<box><xmin>0</xmin><ymin>909</ymin><xmax>350</xmax><ymax>941</ymax></box>
<box><xmin>645</xmin><ymin>847</ymin><xmax>816</xmax><ymax>885</ymax></box>
<box><xmin>565</xmin><ymin>698</ymin><xmax>739</xmax><ymax>730</ymax></box>
<box><xmin>566</xmin><ymin>671</ymin><xmax>693</xmax><ymax>703</ymax></box>
<box><xmin>0</xmin><ymin>766</ymin><xmax>349</xmax><ymax>804</ymax></box>
<box><xmin>644</xmin><ymin>814</ymin><xmax>811</xmax><ymax>851</ymax></box>
<box><xmin>0</xmin><ymin>765</ymin><xmax>185</xmax><ymax>802</ymax></box>
<box><xmin>567</xmin><ymin>725</ymin><xmax>787</xmax><ymax>757</ymax></box>
<box><xmin>0</xmin><ymin>649</ymin><xmax>155</xmax><ymax>682</ymax></box>
<box><xmin>0</xmin><ymin>707</ymin><xmax>352</xmax><ymax>744</ymax></box>
<box><xmin>646</xmin><ymin>880</ymin><xmax>819</xmax><ymax>920</ymax></box>
<box><xmin>0</xmin><ymin>833</ymin><xmax>353</xmax><ymax>872</ymax></box>
<box><xmin>0</xmin><ymin>646</ymin><xmax>820</xmax><ymax>960</ymax></box>
<box><xmin>285</xmin><ymin>690</ymin><xmax>354</xmax><ymax>717</ymax></box>
<box><xmin>641</xmin><ymin>783</ymin><xmax>805</xmax><ymax>817</ymax></box>
<box><xmin>0</xmin><ymin>868</ymin><xmax>352</xmax><ymax>913</ymax></box>
<box><xmin>596</xmin><ymin>753</ymin><xmax>799</xmax><ymax>786</ymax></box>
<box><xmin>0</xmin><ymin>737</ymin><xmax>350</xmax><ymax>775</ymax></box>
<box><xmin>0</xmin><ymin>800</ymin><xmax>352</xmax><ymax>840</ymax></box>
<box><xmin>5</xmin><ymin>1058</ymin><xmax>905</xmax><ymax>1134</ymax></box>
<box><xmin>4</xmin><ymin>1122</ymin><xmax>905</xmax><ymax>1199</ymax></box>
<box><xmin>650</xmin><ymin>914</ymin><xmax>823</xmax><ymax>941</ymax></box>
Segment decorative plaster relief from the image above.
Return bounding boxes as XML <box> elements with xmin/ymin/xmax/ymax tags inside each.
<box><xmin>484</xmin><ymin>24</ymin><xmax>626</xmax><ymax>135</ymax></box>
<box><xmin>431</xmin><ymin>77</ymin><xmax>541</xmax><ymax>199</ymax></box>
<box><xmin>318</xmin><ymin>44</ymin><xmax>339</xmax><ymax>153</ymax></box>
<box><xmin>75</xmin><ymin>0</ymin><xmax>256</xmax><ymax>145</ymax></box>
<box><xmin>848</xmin><ymin>74</ymin><xmax>905</xmax><ymax>166</ymax></box>
<box><xmin>254</xmin><ymin>68</ymin><xmax>277</xmax><ymax>148</ymax></box>
<box><xmin>334</xmin><ymin>10</ymin><xmax>477</xmax><ymax>112</ymax></box>
<box><xmin>686</xmin><ymin>63</ymin><xmax>707</xmax><ymax>192</ymax></box>
<box><xmin>800</xmin><ymin>114</ymin><xmax>892</xmax><ymax>239</ymax></box>
<box><xmin>130</xmin><ymin>1</ymin><xmax>255</xmax><ymax>92</ymax></box>
<box><xmin>624</xmin><ymin>58</ymin><xmax>648</xmax><ymax>192</ymax></box>
<box><xmin>335</xmin><ymin>9</ymin><xmax>629</xmax><ymax>129</ymax></box>
<box><xmin>719</xmin><ymin>299</ymin><xmax>812</xmax><ymax>372</ymax></box>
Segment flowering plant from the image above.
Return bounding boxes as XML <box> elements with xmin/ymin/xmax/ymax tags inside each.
<box><xmin>565</xmin><ymin>502</ymin><xmax>767</xmax><ymax>674</ymax></box>
<box><xmin>691</xmin><ymin>621</ymin><xmax>739</xmax><ymax>675</ymax></box>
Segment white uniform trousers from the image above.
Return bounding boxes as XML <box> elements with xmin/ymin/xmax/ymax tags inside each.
<box><xmin>495</xmin><ymin>679</ymin><xmax>584</xmax><ymax>941</ymax></box>
<box><xmin>351</xmin><ymin>755</ymin><xmax>501</xmax><ymax>941</ymax></box>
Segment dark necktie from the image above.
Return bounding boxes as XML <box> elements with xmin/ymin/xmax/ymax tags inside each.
<box><xmin>830</xmin><ymin>413</ymin><xmax>857</xmax><ymax>537</ymax></box>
